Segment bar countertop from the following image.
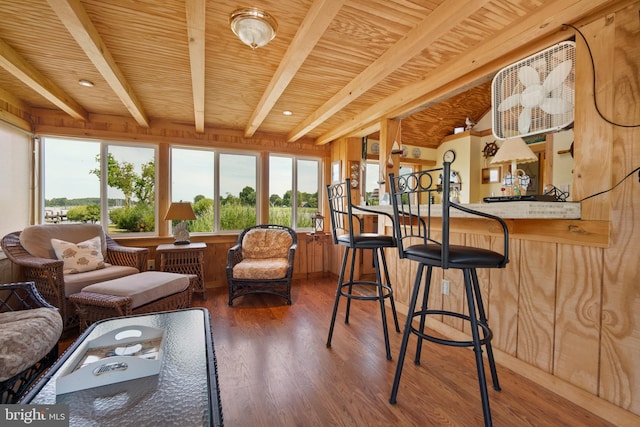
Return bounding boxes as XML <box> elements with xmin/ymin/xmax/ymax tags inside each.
<box><xmin>357</xmin><ymin>201</ymin><xmax>581</xmax><ymax>220</ymax></box>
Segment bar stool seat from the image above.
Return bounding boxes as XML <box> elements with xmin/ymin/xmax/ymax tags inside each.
<box><xmin>337</xmin><ymin>234</ymin><xmax>394</xmax><ymax>247</ymax></box>
<box><xmin>326</xmin><ymin>179</ymin><xmax>400</xmax><ymax>360</ymax></box>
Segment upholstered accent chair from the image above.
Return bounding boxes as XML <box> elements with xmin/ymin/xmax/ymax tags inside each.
<box><xmin>1</xmin><ymin>282</ymin><xmax>63</xmax><ymax>403</ymax></box>
<box><xmin>227</xmin><ymin>224</ymin><xmax>297</xmax><ymax>305</ymax></box>
<box><xmin>1</xmin><ymin>224</ymin><xmax>148</xmax><ymax>331</ymax></box>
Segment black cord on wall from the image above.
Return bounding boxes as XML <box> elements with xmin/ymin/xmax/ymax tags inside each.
<box><xmin>562</xmin><ymin>23</ymin><xmax>639</xmax><ymax>202</ymax></box>
<box><xmin>578</xmin><ymin>167</ymin><xmax>640</xmax><ymax>202</ymax></box>
<box><xmin>562</xmin><ymin>23</ymin><xmax>640</xmax><ymax>128</ymax></box>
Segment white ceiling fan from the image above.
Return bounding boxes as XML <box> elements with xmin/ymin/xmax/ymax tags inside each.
<box><xmin>492</xmin><ymin>41</ymin><xmax>576</xmax><ymax>140</ymax></box>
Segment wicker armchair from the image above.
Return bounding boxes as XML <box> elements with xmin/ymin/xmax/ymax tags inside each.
<box><xmin>227</xmin><ymin>224</ymin><xmax>297</xmax><ymax>305</ymax></box>
<box><xmin>1</xmin><ymin>282</ymin><xmax>63</xmax><ymax>403</ymax></box>
<box><xmin>1</xmin><ymin>224</ymin><xmax>148</xmax><ymax>331</ymax></box>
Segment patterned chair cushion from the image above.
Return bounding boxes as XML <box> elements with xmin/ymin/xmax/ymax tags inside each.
<box><xmin>241</xmin><ymin>228</ymin><xmax>292</xmax><ymax>259</ymax></box>
<box><xmin>232</xmin><ymin>258</ymin><xmax>289</xmax><ymax>280</ymax></box>
<box><xmin>0</xmin><ymin>308</ymin><xmax>63</xmax><ymax>381</ymax></box>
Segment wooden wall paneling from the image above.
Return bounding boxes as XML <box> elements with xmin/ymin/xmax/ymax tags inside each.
<box><xmin>422</xmin><ymin>233</ymin><xmax>444</xmax><ymax>324</ymax></box>
<box><xmin>360</xmin><ymin>215</ymin><xmax>375</xmax><ymax>275</ymax></box>
<box><xmin>600</xmin><ymin>161</ymin><xmax>640</xmax><ymax>414</ymax></box>
<box><xmin>516</xmin><ymin>240</ymin><xmax>557</xmax><ymax>372</ymax></box>
<box><xmin>442</xmin><ymin>233</ymin><xmax>465</xmax><ymax>331</ymax></box>
<box><xmin>554</xmin><ymin>244</ymin><xmax>602</xmax><ymax>395</ymax></box>
<box><xmin>205</xmin><ymin>242</ymin><xmax>222</xmax><ymax>287</ymax></box>
<box><xmin>331</xmin><ymin>244</ymin><xmax>343</xmax><ymax>278</ymax></box>
<box><xmin>304</xmin><ymin>234</ymin><xmax>326</xmax><ymax>276</ymax></box>
<box><xmin>573</xmin><ymin>10</ymin><xmax>615</xmax><ymax>221</ymax></box>
<box><xmin>204</xmin><ymin>242</ymin><xmax>216</xmax><ymax>286</ymax></box>
<box><xmin>464</xmin><ymin>233</ymin><xmax>493</xmax><ymax>336</ymax></box>
<box><xmin>599</xmin><ymin>134</ymin><xmax>640</xmax><ymax>414</ymax></box>
<box><xmin>489</xmin><ymin>238</ymin><xmax>521</xmax><ymax>356</ymax></box>
<box><xmin>322</xmin><ymin>235</ymin><xmax>331</xmax><ymax>275</ymax></box>
<box><xmin>387</xmin><ymin>245</ymin><xmax>411</xmax><ymax>312</ymax></box>
<box><xmin>299</xmin><ymin>236</ymin><xmax>310</xmax><ymax>276</ymax></box>
<box><xmin>598</xmin><ymin>2</ymin><xmax>640</xmax><ymax>415</ymax></box>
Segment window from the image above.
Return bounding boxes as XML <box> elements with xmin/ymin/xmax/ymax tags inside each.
<box><xmin>170</xmin><ymin>149</ymin><xmax>258</xmax><ymax>232</ymax></box>
<box><xmin>269</xmin><ymin>156</ymin><xmax>292</xmax><ymax>226</ymax></box>
<box><xmin>42</xmin><ymin>137</ymin><xmax>156</xmax><ymax>234</ymax></box>
<box><xmin>365</xmin><ymin>162</ymin><xmax>380</xmax><ymax>205</ymax></box>
<box><xmin>106</xmin><ymin>145</ymin><xmax>156</xmax><ymax>233</ymax></box>
<box><xmin>296</xmin><ymin>159</ymin><xmax>319</xmax><ymax>228</ymax></box>
<box><xmin>44</xmin><ymin>138</ymin><xmax>101</xmax><ymax>225</ymax></box>
<box><xmin>269</xmin><ymin>155</ymin><xmax>320</xmax><ymax>229</ymax></box>
<box><xmin>43</xmin><ymin>140</ymin><xmax>320</xmax><ymax>236</ymax></box>
<box><xmin>365</xmin><ymin>162</ymin><xmax>414</xmax><ymax>205</ymax></box>
<box><xmin>171</xmin><ymin>148</ymin><xmax>215</xmax><ymax>232</ymax></box>
<box><xmin>219</xmin><ymin>153</ymin><xmax>257</xmax><ymax>231</ymax></box>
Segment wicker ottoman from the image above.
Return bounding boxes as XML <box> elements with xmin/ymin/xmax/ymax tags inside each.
<box><xmin>69</xmin><ymin>271</ymin><xmax>196</xmax><ymax>331</ymax></box>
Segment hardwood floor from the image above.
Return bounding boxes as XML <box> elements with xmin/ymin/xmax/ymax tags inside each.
<box><xmin>57</xmin><ymin>276</ymin><xmax>615</xmax><ymax>426</ymax></box>
<box><xmin>193</xmin><ymin>277</ymin><xmax>614</xmax><ymax>427</ymax></box>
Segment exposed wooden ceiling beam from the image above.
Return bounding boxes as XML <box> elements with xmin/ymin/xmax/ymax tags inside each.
<box><xmin>47</xmin><ymin>0</ymin><xmax>149</xmax><ymax>127</ymax></box>
<box><xmin>286</xmin><ymin>0</ymin><xmax>490</xmax><ymax>142</ymax></box>
<box><xmin>0</xmin><ymin>37</ymin><xmax>88</xmax><ymax>121</ymax></box>
<box><xmin>244</xmin><ymin>0</ymin><xmax>345</xmax><ymax>138</ymax></box>
<box><xmin>186</xmin><ymin>0</ymin><xmax>206</xmax><ymax>133</ymax></box>
<box><xmin>315</xmin><ymin>0</ymin><xmax>611</xmax><ymax>145</ymax></box>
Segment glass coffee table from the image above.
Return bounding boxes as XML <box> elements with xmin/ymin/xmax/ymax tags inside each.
<box><xmin>21</xmin><ymin>308</ymin><xmax>223</xmax><ymax>426</ymax></box>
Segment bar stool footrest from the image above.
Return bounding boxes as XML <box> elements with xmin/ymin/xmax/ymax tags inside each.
<box><xmin>410</xmin><ymin>309</ymin><xmax>493</xmax><ymax>347</ymax></box>
<box><xmin>339</xmin><ymin>280</ymin><xmax>393</xmax><ymax>301</ymax></box>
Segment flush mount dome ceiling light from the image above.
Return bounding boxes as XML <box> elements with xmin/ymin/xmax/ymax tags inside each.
<box><xmin>229</xmin><ymin>7</ymin><xmax>278</xmax><ymax>49</ymax></box>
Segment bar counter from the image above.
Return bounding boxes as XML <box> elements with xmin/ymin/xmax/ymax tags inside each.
<box><xmin>358</xmin><ymin>201</ymin><xmax>609</xmax><ymax>248</ymax></box>
<box><xmin>358</xmin><ymin>201</ymin><xmax>581</xmax><ymax>219</ymax></box>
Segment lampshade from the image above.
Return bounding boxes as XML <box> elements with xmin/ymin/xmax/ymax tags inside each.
<box><xmin>230</xmin><ymin>8</ymin><xmax>278</xmax><ymax>49</ymax></box>
<box><xmin>490</xmin><ymin>137</ymin><xmax>538</xmax><ymax>172</ymax></box>
<box><xmin>164</xmin><ymin>202</ymin><xmax>196</xmax><ymax>221</ymax></box>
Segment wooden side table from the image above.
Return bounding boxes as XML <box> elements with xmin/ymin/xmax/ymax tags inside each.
<box><xmin>156</xmin><ymin>242</ymin><xmax>207</xmax><ymax>299</ymax></box>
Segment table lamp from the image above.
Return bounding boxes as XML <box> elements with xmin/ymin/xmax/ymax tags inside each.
<box><xmin>490</xmin><ymin>137</ymin><xmax>538</xmax><ymax>196</ymax></box>
<box><xmin>164</xmin><ymin>202</ymin><xmax>196</xmax><ymax>245</ymax></box>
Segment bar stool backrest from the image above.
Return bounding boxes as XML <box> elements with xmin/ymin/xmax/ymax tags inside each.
<box><xmin>389</xmin><ymin>161</ymin><xmax>509</xmax><ymax>270</ymax></box>
<box><xmin>326</xmin><ymin>179</ymin><xmax>361</xmax><ymax>247</ymax></box>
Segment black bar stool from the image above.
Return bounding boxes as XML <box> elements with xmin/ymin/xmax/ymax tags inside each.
<box><xmin>388</xmin><ymin>160</ymin><xmax>509</xmax><ymax>426</ymax></box>
<box><xmin>325</xmin><ymin>179</ymin><xmax>400</xmax><ymax>360</ymax></box>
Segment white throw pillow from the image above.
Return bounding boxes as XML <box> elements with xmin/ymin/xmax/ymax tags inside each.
<box><xmin>51</xmin><ymin>235</ymin><xmax>106</xmax><ymax>274</ymax></box>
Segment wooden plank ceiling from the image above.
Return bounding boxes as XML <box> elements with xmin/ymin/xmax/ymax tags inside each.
<box><xmin>0</xmin><ymin>0</ymin><xmax>613</xmax><ymax>148</ymax></box>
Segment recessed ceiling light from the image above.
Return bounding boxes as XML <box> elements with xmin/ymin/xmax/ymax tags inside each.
<box><xmin>78</xmin><ymin>79</ymin><xmax>94</xmax><ymax>87</ymax></box>
<box><xmin>283</xmin><ymin>110</ymin><xmax>293</xmax><ymax>116</ymax></box>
